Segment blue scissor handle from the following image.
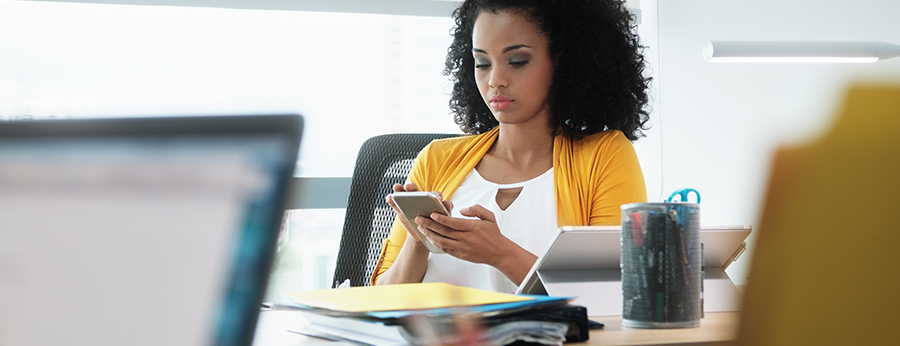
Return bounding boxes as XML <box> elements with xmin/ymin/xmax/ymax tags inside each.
<box><xmin>667</xmin><ymin>188</ymin><xmax>700</xmax><ymax>203</ymax></box>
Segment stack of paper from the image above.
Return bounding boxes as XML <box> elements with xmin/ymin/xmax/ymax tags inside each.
<box><xmin>277</xmin><ymin>282</ymin><xmax>586</xmax><ymax>346</ymax></box>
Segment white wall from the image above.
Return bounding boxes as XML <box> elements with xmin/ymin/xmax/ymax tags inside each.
<box><xmin>636</xmin><ymin>0</ymin><xmax>900</xmax><ymax>285</ymax></box>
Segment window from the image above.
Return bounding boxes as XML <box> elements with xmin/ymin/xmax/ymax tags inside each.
<box><xmin>0</xmin><ymin>0</ymin><xmax>461</xmax><ymax>298</ymax></box>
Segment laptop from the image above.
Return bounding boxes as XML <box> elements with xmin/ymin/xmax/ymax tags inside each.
<box><xmin>516</xmin><ymin>225</ymin><xmax>751</xmax><ymax>316</ymax></box>
<box><xmin>0</xmin><ymin>115</ymin><xmax>302</xmax><ymax>346</ymax></box>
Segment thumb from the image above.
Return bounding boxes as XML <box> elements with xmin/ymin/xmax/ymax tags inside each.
<box><xmin>460</xmin><ymin>204</ymin><xmax>496</xmax><ymax>223</ymax></box>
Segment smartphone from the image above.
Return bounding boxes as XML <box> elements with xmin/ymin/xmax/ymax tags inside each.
<box><xmin>391</xmin><ymin>191</ymin><xmax>450</xmax><ymax>254</ymax></box>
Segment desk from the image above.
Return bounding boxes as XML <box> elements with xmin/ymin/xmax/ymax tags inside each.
<box><xmin>252</xmin><ymin>310</ymin><xmax>738</xmax><ymax>346</ymax></box>
<box><xmin>584</xmin><ymin>313</ymin><xmax>737</xmax><ymax>346</ymax></box>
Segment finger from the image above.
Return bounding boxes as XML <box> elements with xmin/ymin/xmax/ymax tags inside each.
<box><xmin>428</xmin><ymin>213</ymin><xmax>481</xmax><ymax>235</ymax></box>
<box><xmin>416</xmin><ymin>216</ymin><xmax>457</xmax><ymax>241</ymax></box>
<box><xmin>392</xmin><ymin>183</ymin><xmax>405</xmax><ymax>192</ymax></box>
<box><xmin>442</xmin><ymin>199</ymin><xmax>454</xmax><ymax>213</ymax></box>
<box><xmin>404</xmin><ymin>182</ymin><xmax>419</xmax><ymax>191</ymax></box>
<box><xmin>386</xmin><ymin>194</ymin><xmax>404</xmax><ymax>215</ymax></box>
<box><xmin>459</xmin><ymin>204</ymin><xmax>497</xmax><ymax>223</ymax></box>
<box><xmin>386</xmin><ymin>194</ymin><xmax>397</xmax><ymax>209</ymax></box>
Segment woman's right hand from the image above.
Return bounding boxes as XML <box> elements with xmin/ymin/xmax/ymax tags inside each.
<box><xmin>386</xmin><ymin>182</ymin><xmax>453</xmax><ymax>246</ymax></box>
<box><xmin>377</xmin><ymin>182</ymin><xmax>447</xmax><ymax>285</ymax></box>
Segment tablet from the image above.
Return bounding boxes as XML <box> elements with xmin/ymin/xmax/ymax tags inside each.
<box><xmin>516</xmin><ymin>225</ymin><xmax>751</xmax><ymax>295</ymax></box>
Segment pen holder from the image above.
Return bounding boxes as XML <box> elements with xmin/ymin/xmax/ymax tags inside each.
<box><xmin>620</xmin><ymin>202</ymin><xmax>702</xmax><ymax>328</ymax></box>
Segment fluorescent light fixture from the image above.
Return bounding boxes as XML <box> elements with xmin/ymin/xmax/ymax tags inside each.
<box><xmin>21</xmin><ymin>98</ymin><xmax>106</xmax><ymax>108</ymax></box>
<box><xmin>704</xmin><ymin>41</ymin><xmax>900</xmax><ymax>63</ymax></box>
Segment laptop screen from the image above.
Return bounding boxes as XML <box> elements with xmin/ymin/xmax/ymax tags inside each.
<box><xmin>0</xmin><ymin>115</ymin><xmax>301</xmax><ymax>346</ymax></box>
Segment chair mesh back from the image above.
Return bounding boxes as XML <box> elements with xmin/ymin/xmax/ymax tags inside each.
<box><xmin>332</xmin><ymin>133</ymin><xmax>457</xmax><ymax>288</ymax></box>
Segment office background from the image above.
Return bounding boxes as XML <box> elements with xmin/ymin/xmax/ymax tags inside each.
<box><xmin>2</xmin><ymin>0</ymin><xmax>898</xmax><ymax>300</ymax></box>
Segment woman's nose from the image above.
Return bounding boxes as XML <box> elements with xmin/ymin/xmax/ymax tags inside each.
<box><xmin>488</xmin><ymin>68</ymin><xmax>508</xmax><ymax>88</ymax></box>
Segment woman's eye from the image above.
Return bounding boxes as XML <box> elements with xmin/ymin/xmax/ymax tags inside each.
<box><xmin>474</xmin><ymin>59</ymin><xmax>491</xmax><ymax>69</ymax></box>
<box><xmin>510</xmin><ymin>60</ymin><xmax>529</xmax><ymax>67</ymax></box>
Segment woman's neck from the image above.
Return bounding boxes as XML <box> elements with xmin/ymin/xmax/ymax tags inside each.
<box><xmin>490</xmin><ymin>122</ymin><xmax>554</xmax><ymax>169</ymax></box>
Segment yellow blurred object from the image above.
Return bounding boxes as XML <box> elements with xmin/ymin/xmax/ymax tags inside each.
<box><xmin>736</xmin><ymin>85</ymin><xmax>900</xmax><ymax>345</ymax></box>
<box><xmin>282</xmin><ymin>282</ymin><xmax>531</xmax><ymax>312</ymax></box>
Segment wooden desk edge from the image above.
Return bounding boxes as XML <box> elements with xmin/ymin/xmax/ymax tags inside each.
<box><xmin>582</xmin><ymin>312</ymin><xmax>738</xmax><ymax>346</ymax></box>
<box><xmin>254</xmin><ymin>310</ymin><xmax>740</xmax><ymax>346</ymax></box>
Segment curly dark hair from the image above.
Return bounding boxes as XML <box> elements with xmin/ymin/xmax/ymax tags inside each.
<box><xmin>443</xmin><ymin>0</ymin><xmax>651</xmax><ymax>141</ymax></box>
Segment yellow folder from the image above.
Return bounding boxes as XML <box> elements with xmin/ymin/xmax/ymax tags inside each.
<box><xmin>283</xmin><ymin>282</ymin><xmax>532</xmax><ymax>312</ymax></box>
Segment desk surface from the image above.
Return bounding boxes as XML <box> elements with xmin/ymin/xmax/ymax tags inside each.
<box><xmin>252</xmin><ymin>310</ymin><xmax>738</xmax><ymax>346</ymax></box>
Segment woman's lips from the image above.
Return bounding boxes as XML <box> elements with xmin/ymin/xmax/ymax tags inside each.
<box><xmin>489</xmin><ymin>95</ymin><xmax>513</xmax><ymax>110</ymax></box>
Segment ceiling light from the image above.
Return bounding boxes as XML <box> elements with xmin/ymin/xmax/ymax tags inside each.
<box><xmin>704</xmin><ymin>41</ymin><xmax>900</xmax><ymax>63</ymax></box>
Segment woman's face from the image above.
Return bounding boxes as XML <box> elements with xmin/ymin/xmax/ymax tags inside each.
<box><xmin>472</xmin><ymin>10</ymin><xmax>554</xmax><ymax>128</ymax></box>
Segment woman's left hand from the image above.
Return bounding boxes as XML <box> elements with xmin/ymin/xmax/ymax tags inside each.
<box><xmin>415</xmin><ymin>204</ymin><xmax>516</xmax><ymax>265</ymax></box>
<box><xmin>415</xmin><ymin>204</ymin><xmax>538</xmax><ymax>285</ymax></box>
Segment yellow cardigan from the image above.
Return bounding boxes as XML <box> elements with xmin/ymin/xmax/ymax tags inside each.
<box><xmin>370</xmin><ymin>127</ymin><xmax>647</xmax><ymax>285</ymax></box>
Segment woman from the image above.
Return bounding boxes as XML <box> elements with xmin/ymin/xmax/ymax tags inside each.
<box><xmin>372</xmin><ymin>0</ymin><xmax>651</xmax><ymax>292</ymax></box>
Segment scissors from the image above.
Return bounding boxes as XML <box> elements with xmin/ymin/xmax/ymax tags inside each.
<box><xmin>667</xmin><ymin>188</ymin><xmax>700</xmax><ymax>203</ymax></box>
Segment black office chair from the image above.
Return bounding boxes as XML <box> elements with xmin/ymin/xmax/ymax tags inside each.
<box><xmin>332</xmin><ymin>133</ymin><xmax>458</xmax><ymax>288</ymax></box>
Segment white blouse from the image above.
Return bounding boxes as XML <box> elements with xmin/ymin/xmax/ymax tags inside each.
<box><xmin>421</xmin><ymin>168</ymin><xmax>558</xmax><ymax>293</ymax></box>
